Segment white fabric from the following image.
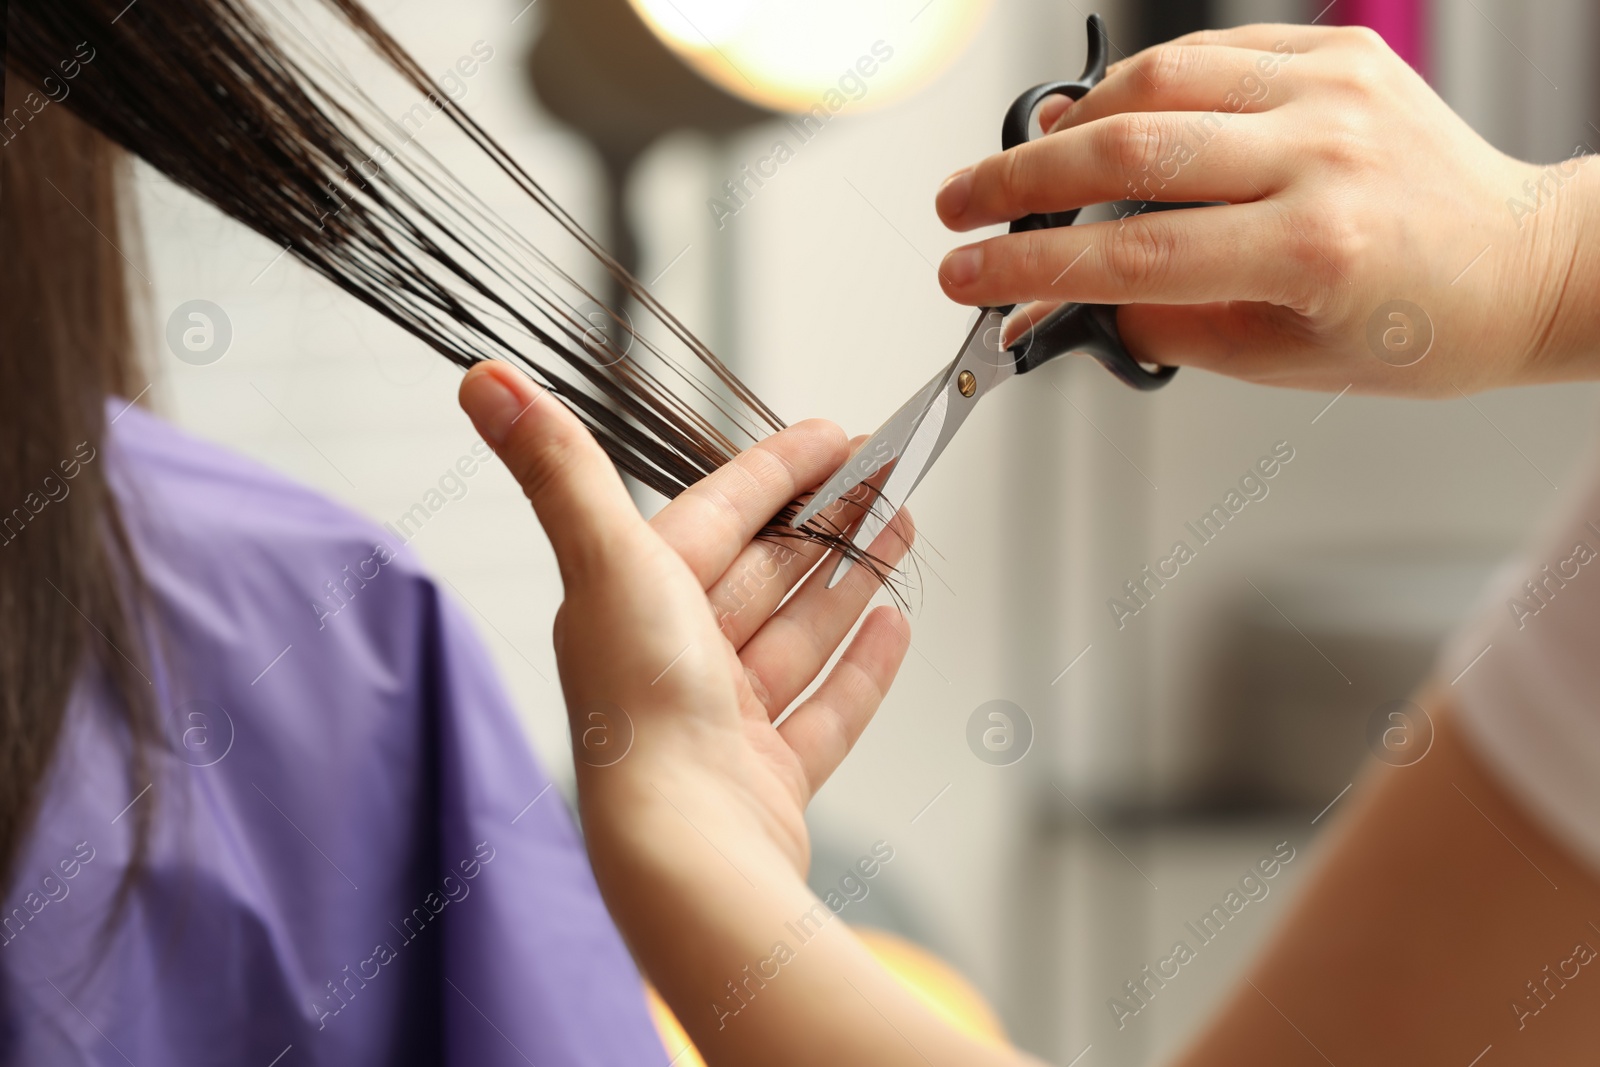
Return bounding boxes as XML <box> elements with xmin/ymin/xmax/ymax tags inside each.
<box><xmin>1439</xmin><ymin>436</ymin><xmax>1600</xmax><ymax>879</ymax></box>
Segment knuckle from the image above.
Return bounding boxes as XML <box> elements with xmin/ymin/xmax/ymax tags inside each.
<box><xmin>801</xmin><ymin>693</ymin><xmax>853</xmax><ymax>766</ymax></box>
<box><xmin>1324</xmin><ymin>31</ymin><xmax>1391</xmax><ymax>93</ymax></box>
<box><xmin>787</xmin><ymin>417</ymin><xmax>848</xmax><ymax>455</ymax></box>
<box><xmin>838</xmin><ymin>656</ymin><xmax>888</xmax><ymax>711</ymax></box>
<box><xmin>1101</xmin><ymin>113</ymin><xmax>1168</xmax><ymax>182</ymax></box>
<box><xmin>1311</xmin><ymin>124</ymin><xmax>1372</xmax><ymax>171</ymax></box>
<box><xmin>1340</xmin><ymin>57</ymin><xmax>1386</xmax><ymax>96</ymax></box>
<box><xmin>1339</xmin><ymin>25</ymin><xmax>1386</xmax><ymax>53</ymax></box>
<box><xmin>775</xmin><ymin>419</ymin><xmax>849</xmax><ymax>490</ymax></box>
<box><xmin>734</xmin><ymin>441</ymin><xmax>794</xmax><ymax>499</ymax></box>
<box><xmin>1139</xmin><ymin>45</ymin><xmax>1193</xmax><ymax>96</ymax></box>
<box><xmin>512</xmin><ymin>432</ymin><xmax>580</xmax><ymax>509</ymax></box>
<box><xmin>1014</xmin><ymin>233</ymin><xmax>1055</xmax><ymax>296</ymax></box>
<box><xmin>1173</xmin><ymin>29</ymin><xmax>1224</xmax><ymax>49</ymax></box>
<box><xmin>995</xmin><ymin>145</ymin><xmax>1037</xmax><ymax>208</ymax></box>
<box><xmin>743</xmin><ymin>665</ymin><xmax>776</xmax><ymax>714</ymax></box>
<box><xmin>1102</xmin><ymin>219</ymin><xmax>1177</xmax><ymax>293</ymax></box>
<box><xmin>697</xmin><ymin>481</ymin><xmax>747</xmax><ymax>538</ymax></box>
<box><xmin>1287</xmin><ymin>206</ymin><xmax>1364</xmax><ymax>295</ymax></box>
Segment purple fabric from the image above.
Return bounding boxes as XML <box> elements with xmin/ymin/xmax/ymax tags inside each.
<box><xmin>0</xmin><ymin>402</ymin><xmax>664</xmax><ymax>1066</ymax></box>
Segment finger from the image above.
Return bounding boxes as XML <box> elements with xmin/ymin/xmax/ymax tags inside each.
<box><xmin>939</xmin><ymin>202</ymin><xmax>1302</xmax><ymax>308</ymax></box>
<box><xmin>1037</xmin><ymin>94</ymin><xmax>1073</xmax><ymax>133</ymax></box>
<box><xmin>1045</xmin><ymin>44</ymin><xmax>1299</xmax><ymax>137</ymax></box>
<box><xmin>649</xmin><ymin>419</ymin><xmax>848</xmax><ymax>589</ymax></box>
<box><xmin>459</xmin><ymin>361</ymin><xmax>642</xmax><ymax>583</ymax></box>
<box><xmin>1118</xmin><ymin>291</ymin><xmax>1443</xmax><ymax>397</ymax></box>
<box><xmin>1002</xmin><ymin>300</ymin><xmax>1065</xmax><ymax>349</ymax></box>
<box><xmin>710</xmin><ymin>534</ymin><xmax>824</xmax><ymax>649</ymax></box>
<box><xmin>709</xmin><ymin>435</ymin><xmax>884</xmax><ymax>650</ymax></box>
<box><xmin>776</xmin><ymin>606</ymin><xmax>910</xmax><ymax>797</ymax></box>
<box><xmin>1116</xmin><ymin>300</ymin><xmax>1336</xmax><ymax>387</ymax></box>
<box><xmin>1130</xmin><ymin>24</ymin><xmax>1342</xmax><ymax>61</ymax></box>
<box><xmin>937</xmin><ymin>113</ymin><xmax>1288</xmax><ymax>232</ymax></box>
<box><xmin>740</xmin><ymin>507</ymin><xmax>914</xmax><ymax>720</ymax></box>
<box><xmin>1030</xmin><ymin>27</ymin><xmax>1299</xmax><ymax>132</ymax></box>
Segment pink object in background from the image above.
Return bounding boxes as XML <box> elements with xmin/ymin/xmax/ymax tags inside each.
<box><xmin>1332</xmin><ymin>0</ymin><xmax>1428</xmax><ymax>80</ymax></box>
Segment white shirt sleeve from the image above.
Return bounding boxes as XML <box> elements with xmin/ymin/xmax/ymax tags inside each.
<box><xmin>1438</xmin><ymin>438</ymin><xmax>1600</xmax><ymax>879</ymax></box>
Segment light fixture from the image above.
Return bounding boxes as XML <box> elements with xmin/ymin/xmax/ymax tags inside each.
<box><xmin>627</xmin><ymin>0</ymin><xmax>994</xmax><ymax>113</ymax></box>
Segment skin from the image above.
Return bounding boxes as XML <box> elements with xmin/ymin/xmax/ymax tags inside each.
<box><xmin>1173</xmin><ymin>687</ymin><xmax>1600</xmax><ymax>1065</ymax></box>
<box><xmin>937</xmin><ymin>25</ymin><xmax>1600</xmax><ymax>396</ymax></box>
<box><xmin>458</xmin><ymin>23</ymin><xmax>1600</xmax><ymax>1067</ymax></box>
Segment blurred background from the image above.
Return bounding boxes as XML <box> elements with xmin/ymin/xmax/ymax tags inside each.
<box><xmin>138</xmin><ymin>0</ymin><xmax>1599</xmax><ymax>1061</ymax></box>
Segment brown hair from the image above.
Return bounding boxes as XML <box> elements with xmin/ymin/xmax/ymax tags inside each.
<box><xmin>0</xmin><ymin>81</ymin><xmax>155</xmax><ymax>893</ymax></box>
<box><xmin>11</xmin><ymin>0</ymin><xmax>897</xmax><ymax>537</ymax></box>
<box><xmin>0</xmin><ymin>0</ymin><xmax>899</xmax><ymax>892</ymax></box>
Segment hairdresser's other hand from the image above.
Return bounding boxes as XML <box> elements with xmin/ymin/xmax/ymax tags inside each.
<box><xmin>458</xmin><ymin>361</ymin><xmax>910</xmax><ymax>885</ymax></box>
<box><xmin>936</xmin><ymin>24</ymin><xmax>1600</xmax><ymax>396</ymax></box>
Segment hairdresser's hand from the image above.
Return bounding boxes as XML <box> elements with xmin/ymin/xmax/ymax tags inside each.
<box><xmin>460</xmin><ymin>366</ymin><xmax>1033</xmax><ymax>1067</ymax></box>
<box><xmin>937</xmin><ymin>24</ymin><xmax>1600</xmax><ymax>395</ymax></box>
<box><xmin>458</xmin><ymin>362</ymin><xmax>911</xmax><ymax>884</ymax></box>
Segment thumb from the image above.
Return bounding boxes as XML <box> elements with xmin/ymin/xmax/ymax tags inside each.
<box><xmin>459</xmin><ymin>361</ymin><xmax>642</xmax><ymax>581</ymax></box>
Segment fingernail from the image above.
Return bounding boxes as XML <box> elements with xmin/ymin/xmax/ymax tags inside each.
<box><xmin>941</xmin><ymin>245</ymin><xmax>982</xmax><ymax>288</ymax></box>
<box><xmin>462</xmin><ymin>368</ymin><xmax>527</xmax><ymax>448</ymax></box>
<box><xmin>937</xmin><ymin>167</ymin><xmax>974</xmax><ymax>218</ymax></box>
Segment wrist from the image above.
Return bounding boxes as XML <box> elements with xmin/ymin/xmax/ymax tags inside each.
<box><xmin>578</xmin><ymin>770</ymin><xmax>823</xmax><ymax>1017</ymax></box>
<box><xmin>578</xmin><ymin>759</ymin><xmax>803</xmax><ymax>914</ymax></box>
<box><xmin>1523</xmin><ymin>155</ymin><xmax>1600</xmax><ymax>383</ymax></box>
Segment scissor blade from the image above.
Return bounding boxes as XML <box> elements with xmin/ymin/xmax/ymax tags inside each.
<box><xmin>788</xmin><ymin>360</ymin><xmax>952</xmax><ymax>530</ymax></box>
<box><xmin>826</xmin><ymin>307</ymin><xmax>1014</xmax><ymax>588</ymax></box>
<box><xmin>825</xmin><ymin>387</ymin><xmax>950</xmax><ymax>587</ymax></box>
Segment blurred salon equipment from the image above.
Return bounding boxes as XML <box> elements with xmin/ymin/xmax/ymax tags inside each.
<box><xmin>526</xmin><ymin>0</ymin><xmax>770</xmax><ymax>313</ymax></box>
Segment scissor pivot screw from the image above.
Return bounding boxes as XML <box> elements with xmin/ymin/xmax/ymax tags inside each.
<box><xmin>957</xmin><ymin>370</ymin><xmax>977</xmax><ymax>397</ymax></box>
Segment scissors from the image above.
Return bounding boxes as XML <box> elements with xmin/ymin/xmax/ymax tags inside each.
<box><xmin>791</xmin><ymin>12</ymin><xmax>1182</xmax><ymax>587</ymax></box>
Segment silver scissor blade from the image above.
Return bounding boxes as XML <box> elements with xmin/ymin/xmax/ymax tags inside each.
<box><xmin>788</xmin><ymin>360</ymin><xmax>952</xmax><ymax>530</ymax></box>
<box><xmin>827</xmin><ymin>307</ymin><xmax>1014</xmax><ymax>588</ymax></box>
<box><xmin>824</xmin><ymin>388</ymin><xmax>950</xmax><ymax>587</ymax></box>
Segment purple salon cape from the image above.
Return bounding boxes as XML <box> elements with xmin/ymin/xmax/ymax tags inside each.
<box><xmin>0</xmin><ymin>402</ymin><xmax>665</xmax><ymax>1066</ymax></box>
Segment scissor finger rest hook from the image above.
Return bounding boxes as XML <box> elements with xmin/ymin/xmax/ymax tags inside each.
<box><xmin>997</xmin><ymin>14</ymin><xmax>1179</xmax><ymax>392</ymax></box>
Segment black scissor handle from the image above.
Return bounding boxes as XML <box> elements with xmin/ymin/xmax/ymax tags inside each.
<box><xmin>1001</xmin><ymin>14</ymin><xmax>1109</xmax><ymax>233</ymax></box>
<box><xmin>1011</xmin><ymin>299</ymin><xmax>1177</xmax><ymax>390</ymax></box>
<box><xmin>1000</xmin><ymin>13</ymin><xmax>1177</xmax><ymax>391</ymax></box>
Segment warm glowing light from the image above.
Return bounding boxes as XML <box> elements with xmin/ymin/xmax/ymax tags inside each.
<box><xmin>643</xmin><ymin>928</ymin><xmax>1008</xmax><ymax>1065</ymax></box>
<box><xmin>628</xmin><ymin>0</ymin><xmax>993</xmax><ymax>113</ymax></box>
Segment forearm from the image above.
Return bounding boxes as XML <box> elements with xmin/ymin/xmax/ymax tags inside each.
<box><xmin>586</xmin><ymin>769</ymin><xmax>1039</xmax><ymax>1067</ymax></box>
<box><xmin>1172</xmin><ymin>691</ymin><xmax>1600</xmax><ymax>1065</ymax></box>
